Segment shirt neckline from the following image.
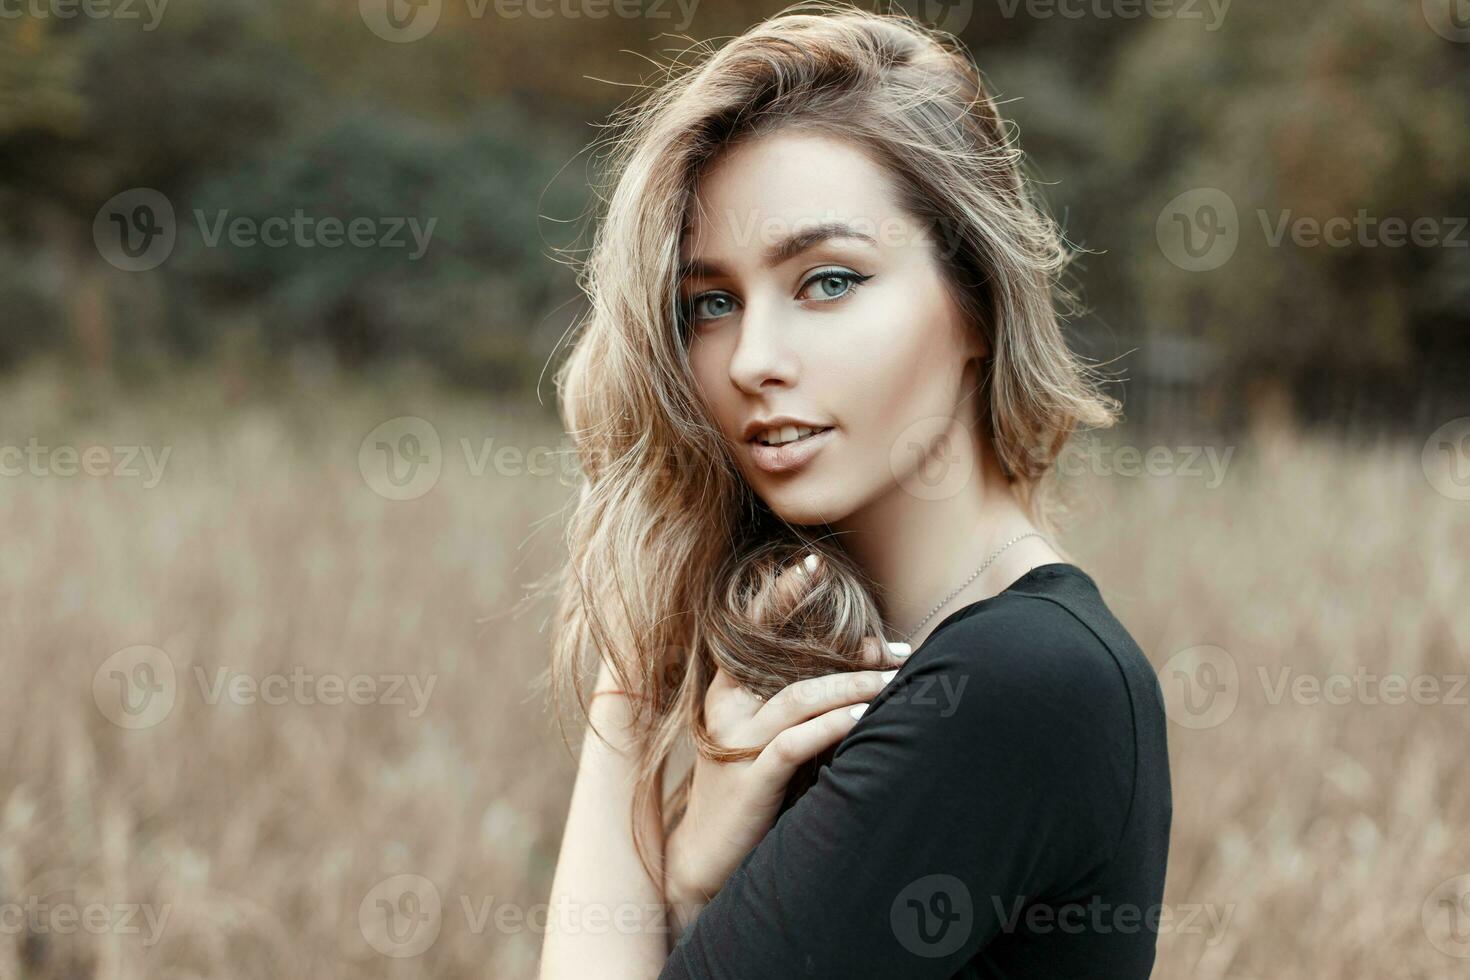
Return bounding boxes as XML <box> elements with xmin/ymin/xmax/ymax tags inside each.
<box><xmin>912</xmin><ymin>561</ymin><xmax>1086</xmax><ymax>653</ymax></box>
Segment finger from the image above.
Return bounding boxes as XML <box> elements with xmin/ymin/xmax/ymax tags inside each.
<box><xmin>752</xmin><ymin>701</ymin><xmax>871</xmax><ymax>779</ymax></box>
<box><xmin>748</xmin><ymin>668</ymin><xmax>896</xmax><ymax>740</ymax></box>
<box><xmin>772</xmin><ymin>552</ymin><xmax>820</xmax><ymax>608</ymax></box>
<box><xmin>748</xmin><ymin>552</ymin><xmax>823</xmax><ymax>626</ymax></box>
<box><xmin>705</xmin><ymin>666</ymin><xmax>767</xmax><ymax>733</ymax></box>
<box><xmin>856</xmin><ymin>634</ymin><xmax>912</xmax><ymax>668</ymax></box>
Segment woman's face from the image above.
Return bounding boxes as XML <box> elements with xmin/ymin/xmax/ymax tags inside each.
<box><xmin>680</xmin><ymin>130</ymin><xmax>985</xmax><ymax>527</ymax></box>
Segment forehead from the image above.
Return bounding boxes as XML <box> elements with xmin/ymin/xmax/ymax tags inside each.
<box><xmin>680</xmin><ymin>131</ymin><xmax>908</xmax><ymax>259</ymax></box>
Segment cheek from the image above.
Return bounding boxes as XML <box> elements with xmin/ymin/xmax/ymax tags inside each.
<box><xmin>825</xmin><ymin>287</ymin><xmax>966</xmax><ymax>444</ymax></box>
<box><xmin>688</xmin><ymin>340</ymin><xmax>739</xmax><ymax>437</ymax></box>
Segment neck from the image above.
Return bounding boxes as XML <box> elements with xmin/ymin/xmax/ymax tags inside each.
<box><xmin>830</xmin><ymin>423</ymin><xmax>1057</xmax><ymax>648</ymax></box>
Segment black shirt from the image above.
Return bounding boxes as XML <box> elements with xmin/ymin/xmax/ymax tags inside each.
<box><xmin>660</xmin><ymin>562</ymin><xmax>1173</xmax><ymax>979</ymax></box>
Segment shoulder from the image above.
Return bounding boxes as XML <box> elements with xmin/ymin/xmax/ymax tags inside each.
<box><xmin>849</xmin><ymin>588</ymin><xmax>1140</xmax><ymax>815</ymax></box>
<box><xmin>901</xmin><ymin>588</ymin><xmax>1130</xmax><ymax>721</ymax></box>
<box><xmin>841</xmin><ymin>587</ymin><xmax>1140</xmax><ymax>885</ymax></box>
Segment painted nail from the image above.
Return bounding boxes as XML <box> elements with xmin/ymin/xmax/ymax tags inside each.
<box><xmin>803</xmin><ymin>553</ymin><xmax>819</xmax><ymax>574</ymax></box>
<box><xmin>880</xmin><ymin>669</ymin><xmax>898</xmax><ymax>683</ymax></box>
<box><xmin>886</xmin><ymin>641</ymin><xmax>912</xmax><ymax>658</ymax></box>
<box><xmin>849</xmin><ymin>703</ymin><xmax>869</xmax><ymax>720</ymax></box>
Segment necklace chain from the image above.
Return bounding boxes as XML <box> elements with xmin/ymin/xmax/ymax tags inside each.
<box><xmin>898</xmin><ymin>531</ymin><xmax>1044</xmax><ymax>644</ymax></box>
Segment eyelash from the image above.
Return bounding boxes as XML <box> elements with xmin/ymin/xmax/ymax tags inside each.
<box><xmin>680</xmin><ymin>269</ymin><xmax>873</xmax><ymax>333</ymax></box>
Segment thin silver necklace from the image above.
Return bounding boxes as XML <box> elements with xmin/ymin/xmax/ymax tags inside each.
<box><xmin>897</xmin><ymin>531</ymin><xmax>1044</xmax><ymax>644</ymax></box>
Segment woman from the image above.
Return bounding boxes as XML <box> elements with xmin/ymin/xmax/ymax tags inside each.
<box><xmin>539</xmin><ymin>4</ymin><xmax>1172</xmax><ymax>977</ymax></box>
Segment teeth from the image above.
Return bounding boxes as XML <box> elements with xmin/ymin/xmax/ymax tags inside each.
<box><xmin>757</xmin><ymin>425</ymin><xmax>825</xmax><ymax>446</ymax></box>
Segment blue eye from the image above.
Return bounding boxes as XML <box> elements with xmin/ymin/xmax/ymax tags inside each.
<box><xmin>692</xmin><ymin>292</ymin><xmax>737</xmax><ymax>320</ymax></box>
<box><xmin>679</xmin><ymin>291</ymin><xmax>740</xmax><ymax>337</ymax></box>
<box><xmin>798</xmin><ymin>269</ymin><xmax>872</xmax><ymax>302</ymax></box>
<box><xmin>678</xmin><ymin>269</ymin><xmax>873</xmax><ymax>340</ymax></box>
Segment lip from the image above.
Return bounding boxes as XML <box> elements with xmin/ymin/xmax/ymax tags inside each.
<box><xmin>747</xmin><ymin>426</ymin><xmax>835</xmax><ymax>474</ymax></box>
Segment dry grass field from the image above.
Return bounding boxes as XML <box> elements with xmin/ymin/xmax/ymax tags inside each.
<box><xmin>0</xmin><ymin>362</ymin><xmax>1465</xmax><ymax>979</ymax></box>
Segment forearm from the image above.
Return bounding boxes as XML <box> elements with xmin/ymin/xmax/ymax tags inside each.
<box><xmin>540</xmin><ymin>660</ymin><xmax>671</xmax><ymax>979</ymax></box>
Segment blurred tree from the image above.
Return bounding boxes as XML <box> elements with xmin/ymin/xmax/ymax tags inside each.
<box><xmin>169</xmin><ymin>104</ymin><xmax>582</xmax><ymax>387</ymax></box>
<box><xmin>0</xmin><ymin>0</ymin><xmax>1462</xmax><ymax>418</ymax></box>
<box><xmin>1098</xmin><ymin>0</ymin><xmax>1469</xmax><ymax>425</ymax></box>
<box><xmin>0</xmin><ymin>18</ymin><xmax>87</xmax><ymax>369</ymax></box>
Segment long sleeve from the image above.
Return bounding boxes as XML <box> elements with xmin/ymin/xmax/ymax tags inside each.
<box><xmin>658</xmin><ymin>591</ymin><xmax>1145</xmax><ymax>979</ymax></box>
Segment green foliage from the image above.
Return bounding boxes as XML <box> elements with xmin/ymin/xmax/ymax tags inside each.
<box><xmin>0</xmin><ymin>0</ymin><xmax>1464</xmax><ymax>417</ymax></box>
<box><xmin>169</xmin><ymin>105</ymin><xmax>579</xmax><ymax>380</ymax></box>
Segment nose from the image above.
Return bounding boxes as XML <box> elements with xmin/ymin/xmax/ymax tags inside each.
<box><xmin>727</xmin><ymin>293</ymin><xmax>799</xmax><ymax>394</ymax></box>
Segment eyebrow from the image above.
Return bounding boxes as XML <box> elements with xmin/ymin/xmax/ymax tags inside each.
<box><xmin>679</xmin><ymin>221</ymin><xmax>879</xmax><ymax>281</ymax></box>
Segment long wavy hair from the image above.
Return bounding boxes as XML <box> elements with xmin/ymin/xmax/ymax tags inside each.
<box><xmin>544</xmin><ymin>1</ymin><xmax>1120</xmax><ymax>887</ymax></box>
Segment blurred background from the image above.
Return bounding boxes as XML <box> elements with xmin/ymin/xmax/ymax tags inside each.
<box><xmin>0</xmin><ymin>0</ymin><xmax>1466</xmax><ymax>977</ymax></box>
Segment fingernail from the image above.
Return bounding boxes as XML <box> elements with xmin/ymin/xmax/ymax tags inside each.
<box><xmin>886</xmin><ymin>641</ymin><xmax>911</xmax><ymax>658</ymax></box>
<box><xmin>849</xmin><ymin>703</ymin><xmax>868</xmax><ymax>719</ymax></box>
<box><xmin>803</xmin><ymin>553</ymin><xmax>819</xmax><ymax>574</ymax></box>
<box><xmin>880</xmin><ymin>669</ymin><xmax>898</xmax><ymax>683</ymax></box>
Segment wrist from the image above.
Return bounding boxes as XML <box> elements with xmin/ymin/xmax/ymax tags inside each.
<box><xmin>664</xmin><ymin>879</ymin><xmax>710</xmax><ymax>947</ymax></box>
<box><xmin>663</xmin><ymin>830</ymin><xmax>698</xmax><ymax>905</ymax></box>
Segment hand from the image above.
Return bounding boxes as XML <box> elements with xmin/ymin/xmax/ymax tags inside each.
<box><xmin>663</xmin><ymin>555</ymin><xmax>910</xmax><ymax>931</ymax></box>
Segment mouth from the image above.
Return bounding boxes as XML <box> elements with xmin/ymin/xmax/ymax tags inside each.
<box><xmin>750</xmin><ymin>425</ymin><xmax>832</xmax><ymax>447</ymax></box>
<box><xmin>747</xmin><ymin>426</ymin><xmax>834</xmax><ymax>475</ymax></box>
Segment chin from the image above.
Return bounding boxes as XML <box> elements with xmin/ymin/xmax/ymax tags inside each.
<box><xmin>752</xmin><ymin>479</ymin><xmax>859</xmax><ymax>528</ymax></box>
